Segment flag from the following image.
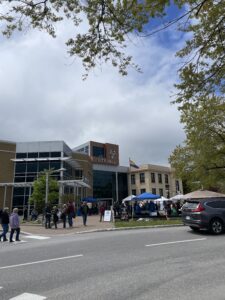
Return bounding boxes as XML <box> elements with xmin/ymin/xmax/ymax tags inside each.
<box><xmin>129</xmin><ymin>158</ymin><xmax>139</xmax><ymax>169</ymax></box>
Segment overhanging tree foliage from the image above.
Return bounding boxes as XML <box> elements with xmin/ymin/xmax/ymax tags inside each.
<box><xmin>29</xmin><ymin>173</ymin><xmax>59</xmax><ymax>212</ymax></box>
<box><xmin>169</xmin><ymin>96</ymin><xmax>225</xmax><ymax>192</ymax></box>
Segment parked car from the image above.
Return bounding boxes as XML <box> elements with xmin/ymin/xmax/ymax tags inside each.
<box><xmin>182</xmin><ymin>198</ymin><xmax>225</xmax><ymax>234</ymax></box>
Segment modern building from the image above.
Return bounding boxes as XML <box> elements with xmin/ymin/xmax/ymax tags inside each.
<box><xmin>74</xmin><ymin>141</ymin><xmax>128</xmax><ymax>204</ymax></box>
<box><xmin>0</xmin><ymin>140</ymin><xmax>91</xmax><ymax>211</ymax></box>
<box><xmin>128</xmin><ymin>164</ymin><xmax>183</xmax><ymax>198</ymax></box>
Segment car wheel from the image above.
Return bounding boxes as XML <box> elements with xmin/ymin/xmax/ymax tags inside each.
<box><xmin>210</xmin><ymin>218</ymin><xmax>223</xmax><ymax>234</ymax></box>
<box><xmin>190</xmin><ymin>226</ymin><xmax>200</xmax><ymax>232</ymax></box>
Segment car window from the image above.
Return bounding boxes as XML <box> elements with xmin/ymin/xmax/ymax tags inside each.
<box><xmin>206</xmin><ymin>201</ymin><xmax>225</xmax><ymax>208</ymax></box>
<box><xmin>182</xmin><ymin>202</ymin><xmax>199</xmax><ymax>209</ymax></box>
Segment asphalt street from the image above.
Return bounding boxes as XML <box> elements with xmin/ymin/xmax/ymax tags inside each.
<box><xmin>1</xmin><ymin>226</ymin><xmax>225</xmax><ymax>300</ymax></box>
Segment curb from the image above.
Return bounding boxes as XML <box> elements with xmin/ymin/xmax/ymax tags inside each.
<box><xmin>75</xmin><ymin>224</ymin><xmax>184</xmax><ymax>234</ymax></box>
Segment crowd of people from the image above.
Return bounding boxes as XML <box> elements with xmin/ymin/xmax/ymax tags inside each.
<box><xmin>113</xmin><ymin>200</ymin><xmax>182</xmax><ymax>220</ymax></box>
<box><xmin>0</xmin><ymin>207</ymin><xmax>21</xmax><ymax>242</ymax></box>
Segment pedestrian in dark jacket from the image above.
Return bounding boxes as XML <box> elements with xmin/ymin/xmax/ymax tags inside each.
<box><xmin>80</xmin><ymin>202</ymin><xmax>89</xmax><ymax>226</ymax></box>
<box><xmin>45</xmin><ymin>204</ymin><xmax>51</xmax><ymax>229</ymax></box>
<box><xmin>0</xmin><ymin>207</ymin><xmax>10</xmax><ymax>242</ymax></box>
<box><xmin>67</xmin><ymin>201</ymin><xmax>75</xmax><ymax>228</ymax></box>
<box><xmin>52</xmin><ymin>206</ymin><xmax>59</xmax><ymax>229</ymax></box>
<box><xmin>61</xmin><ymin>204</ymin><xmax>68</xmax><ymax>228</ymax></box>
<box><xmin>9</xmin><ymin>208</ymin><xmax>20</xmax><ymax>242</ymax></box>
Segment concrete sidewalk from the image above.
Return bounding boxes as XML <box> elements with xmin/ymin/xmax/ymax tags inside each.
<box><xmin>20</xmin><ymin>215</ymin><xmax>114</xmax><ymax>236</ymax></box>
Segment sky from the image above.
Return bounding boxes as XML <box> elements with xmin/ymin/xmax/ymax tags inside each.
<box><xmin>0</xmin><ymin>3</ymin><xmax>186</xmax><ymax>167</ymax></box>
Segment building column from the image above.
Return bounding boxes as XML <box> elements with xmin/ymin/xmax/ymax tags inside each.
<box><xmin>115</xmin><ymin>172</ymin><xmax>119</xmax><ymax>203</ymax></box>
<box><xmin>3</xmin><ymin>185</ymin><xmax>7</xmax><ymax>208</ymax></box>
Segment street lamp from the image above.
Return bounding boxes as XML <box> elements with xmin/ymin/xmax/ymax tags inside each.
<box><xmin>45</xmin><ymin>168</ymin><xmax>66</xmax><ymax>205</ymax></box>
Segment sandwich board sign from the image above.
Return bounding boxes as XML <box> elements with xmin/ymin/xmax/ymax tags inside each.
<box><xmin>104</xmin><ymin>210</ymin><xmax>111</xmax><ymax>222</ymax></box>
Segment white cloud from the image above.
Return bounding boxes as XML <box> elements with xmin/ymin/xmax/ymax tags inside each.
<box><xmin>0</xmin><ymin>21</ymin><xmax>185</xmax><ymax>167</ymax></box>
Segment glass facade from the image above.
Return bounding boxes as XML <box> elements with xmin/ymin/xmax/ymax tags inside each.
<box><xmin>13</xmin><ymin>151</ymin><xmax>66</xmax><ymax>208</ymax></box>
<box><xmin>93</xmin><ymin>170</ymin><xmax>128</xmax><ymax>203</ymax></box>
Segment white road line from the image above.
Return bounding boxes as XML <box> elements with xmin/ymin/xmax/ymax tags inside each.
<box><xmin>0</xmin><ymin>254</ymin><xmax>83</xmax><ymax>270</ymax></box>
<box><xmin>9</xmin><ymin>292</ymin><xmax>46</xmax><ymax>299</ymax></box>
<box><xmin>0</xmin><ymin>286</ymin><xmax>3</xmax><ymax>289</ymax></box>
<box><xmin>25</xmin><ymin>235</ymin><xmax>50</xmax><ymax>240</ymax></box>
<box><xmin>146</xmin><ymin>238</ymin><xmax>206</xmax><ymax>247</ymax></box>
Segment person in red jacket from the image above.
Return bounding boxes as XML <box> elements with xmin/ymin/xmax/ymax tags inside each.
<box><xmin>99</xmin><ymin>204</ymin><xmax>105</xmax><ymax>222</ymax></box>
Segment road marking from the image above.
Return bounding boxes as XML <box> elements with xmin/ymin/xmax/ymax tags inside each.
<box><xmin>9</xmin><ymin>292</ymin><xmax>46</xmax><ymax>299</ymax></box>
<box><xmin>0</xmin><ymin>254</ymin><xmax>83</xmax><ymax>270</ymax></box>
<box><xmin>146</xmin><ymin>238</ymin><xmax>206</xmax><ymax>247</ymax></box>
<box><xmin>25</xmin><ymin>235</ymin><xmax>50</xmax><ymax>240</ymax></box>
<box><xmin>0</xmin><ymin>286</ymin><xmax>3</xmax><ymax>289</ymax></box>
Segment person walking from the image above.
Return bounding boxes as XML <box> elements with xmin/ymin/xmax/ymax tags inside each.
<box><xmin>45</xmin><ymin>204</ymin><xmax>52</xmax><ymax>229</ymax></box>
<box><xmin>67</xmin><ymin>201</ymin><xmax>75</xmax><ymax>228</ymax></box>
<box><xmin>9</xmin><ymin>208</ymin><xmax>20</xmax><ymax>242</ymax></box>
<box><xmin>0</xmin><ymin>207</ymin><xmax>10</xmax><ymax>242</ymax></box>
<box><xmin>61</xmin><ymin>204</ymin><xmax>68</xmax><ymax>228</ymax></box>
<box><xmin>99</xmin><ymin>204</ymin><xmax>105</xmax><ymax>222</ymax></box>
<box><xmin>80</xmin><ymin>202</ymin><xmax>89</xmax><ymax>226</ymax></box>
<box><xmin>52</xmin><ymin>206</ymin><xmax>59</xmax><ymax>229</ymax></box>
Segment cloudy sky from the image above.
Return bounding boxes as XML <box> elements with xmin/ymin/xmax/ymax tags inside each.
<box><xmin>0</xmin><ymin>5</ymin><xmax>186</xmax><ymax>167</ymax></box>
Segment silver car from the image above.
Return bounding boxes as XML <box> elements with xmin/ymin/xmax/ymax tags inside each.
<box><xmin>182</xmin><ymin>198</ymin><xmax>225</xmax><ymax>234</ymax></box>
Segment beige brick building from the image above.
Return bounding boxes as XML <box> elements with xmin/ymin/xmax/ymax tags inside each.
<box><xmin>0</xmin><ymin>140</ymin><xmax>16</xmax><ymax>209</ymax></box>
<box><xmin>129</xmin><ymin>164</ymin><xmax>183</xmax><ymax>198</ymax></box>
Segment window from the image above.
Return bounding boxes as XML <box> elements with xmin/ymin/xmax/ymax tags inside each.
<box><xmin>152</xmin><ymin>188</ymin><xmax>156</xmax><ymax>194</ymax></box>
<box><xmin>176</xmin><ymin>180</ymin><xmax>180</xmax><ymax>193</ymax></box>
<box><xmin>16</xmin><ymin>153</ymin><xmax>27</xmax><ymax>159</ymax></box>
<box><xmin>27</xmin><ymin>162</ymin><xmax>38</xmax><ymax>173</ymax></box>
<box><xmin>50</xmin><ymin>161</ymin><xmax>61</xmax><ymax>170</ymax></box>
<box><xmin>15</xmin><ymin>163</ymin><xmax>26</xmax><ymax>173</ymax></box>
<box><xmin>38</xmin><ymin>161</ymin><xmax>49</xmax><ymax>172</ymax></box>
<box><xmin>50</xmin><ymin>152</ymin><xmax>61</xmax><ymax>157</ymax></box>
<box><xmin>165</xmin><ymin>174</ymin><xmax>169</xmax><ymax>184</ymax></box>
<box><xmin>158</xmin><ymin>173</ymin><xmax>162</xmax><ymax>184</ymax></box>
<box><xmin>93</xmin><ymin>146</ymin><xmax>105</xmax><ymax>158</ymax></box>
<box><xmin>140</xmin><ymin>173</ymin><xmax>145</xmax><ymax>183</ymax></box>
<box><xmin>141</xmin><ymin>188</ymin><xmax>146</xmax><ymax>194</ymax></box>
<box><xmin>159</xmin><ymin>188</ymin><xmax>163</xmax><ymax>196</ymax></box>
<box><xmin>75</xmin><ymin>169</ymin><xmax>83</xmax><ymax>179</ymax></box>
<box><xmin>206</xmin><ymin>201</ymin><xmax>225</xmax><ymax>208</ymax></box>
<box><xmin>132</xmin><ymin>189</ymin><xmax>136</xmax><ymax>195</ymax></box>
<box><xmin>39</xmin><ymin>152</ymin><xmax>50</xmax><ymax>158</ymax></box>
<box><xmin>151</xmin><ymin>173</ymin><xmax>155</xmax><ymax>183</ymax></box>
<box><xmin>131</xmin><ymin>174</ymin><xmax>135</xmax><ymax>185</ymax></box>
<box><xmin>28</xmin><ymin>152</ymin><xmax>38</xmax><ymax>158</ymax></box>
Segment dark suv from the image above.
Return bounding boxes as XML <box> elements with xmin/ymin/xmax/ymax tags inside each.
<box><xmin>182</xmin><ymin>197</ymin><xmax>225</xmax><ymax>234</ymax></box>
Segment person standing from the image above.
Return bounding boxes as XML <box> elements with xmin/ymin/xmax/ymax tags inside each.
<box><xmin>9</xmin><ymin>208</ymin><xmax>20</xmax><ymax>242</ymax></box>
<box><xmin>99</xmin><ymin>204</ymin><xmax>105</xmax><ymax>222</ymax></box>
<box><xmin>61</xmin><ymin>204</ymin><xmax>68</xmax><ymax>228</ymax></box>
<box><xmin>80</xmin><ymin>202</ymin><xmax>89</xmax><ymax>226</ymax></box>
<box><xmin>45</xmin><ymin>204</ymin><xmax>52</xmax><ymax>229</ymax></box>
<box><xmin>52</xmin><ymin>206</ymin><xmax>59</xmax><ymax>229</ymax></box>
<box><xmin>0</xmin><ymin>207</ymin><xmax>10</xmax><ymax>242</ymax></box>
<box><xmin>67</xmin><ymin>201</ymin><xmax>75</xmax><ymax>228</ymax></box>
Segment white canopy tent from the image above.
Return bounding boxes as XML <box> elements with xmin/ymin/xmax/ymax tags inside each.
<box><xmin>122</xmin><ymin>195</ymin><xmax>136</xmax><ymax>203</ymax></box>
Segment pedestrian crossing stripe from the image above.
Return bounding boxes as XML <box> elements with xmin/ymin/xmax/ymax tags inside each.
<box><xmin>25</xmin><ymin>235</ymin><xmax>50</xmax><ymax>240</ymax></box>
<box><xmin>9</xmin><ymin>292</ymin><xmax>46</xmax><ymax>299</ymax></box>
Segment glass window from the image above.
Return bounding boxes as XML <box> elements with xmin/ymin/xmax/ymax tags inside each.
<box><xmin>50</xmin><ymin>161</ymin><xmax>60</xmax><ymax>170</ymax></box>
<box><xmin>152</xmin><ymin>188</ymin><xmax>156</xmax><ymax>194</ymax></box>
<box><xmin>26</xmin><ymin>176</ymin><xmax>35</xmax><ymax>182</ymax></box>
<box><xmin>14</xmin><ymin>176</ymin><xmax>26</xmax><ymax>182</ymax></box>
<box><xmin>132</xmin><ymin>189</ymin><xmax>136</xmax><ymax>195</ymax></box>
<box><xmin>131</xmin><ymin>174</ymin><xmax>135</xmax><ymax>185</ymax></box>
<box><xmin>14</xmin><ymin>187</ymin><xmax>26</xmax><ymax>196</ymax></box>
<box><xmin>141</xmin><ymin>188</ymin><xmax>146</xmax><ymax>194</ymax></box>
<box><xmin>28</xmin><ymin>152</ymin><xmax>38</xmax><ymax>158</ymax></box>
<box><xmin>50</xmin><ymin>152</ymin><xmax>61</xmax><ymax>157</ymax></box>
<box><xmin>39</xmin><ymin>152</ymin><xmax>50</xmax><ymax>158</ymax></box>
<box><xmin>38</xmin><ymin>161</ymin><xmax>49</xmax><ymax>172</ymax></box>
<box><xmin>140</xmin><ymin>173</ymin><xmax>145</xmax><ymax>183</ymax></box>
<box><xmin>159</xmin><ymin>188</ymin><xmax>164</xmax><ymax>196</ymax></box>
<box><xmin>16</xmin><ymin>153</ymin><xmax>27</xmax><ymax>158</ymax></box>
<box><xmin>151</xmin><ymin>173</ymin><xmax>155</xmax><ymax>183</ymax></box>
<box><xmin>206</xmin><ymin>201</ymin><xmax>225</xmax><ymax>208</ymax></box>
<box><xmin>93</xmin><ymin>146</ymin><xmax>105</xmax><ymax>158</ymax></box>
<box><xmin>158</xmin><ymin>173</ymin><xmax>162</xmax><ymax>184</ymax></box>
<box><xmin>27</xmin><ymin>162</ymin><xmax>38</xmax><ymax>173</ymax></box>
<box><xmin>176</xmin><ymin>180</ymin><xmax>180</xmax><ymax>193</ymax></box>
<box><xmin>165</xmin><ymin>174</ymin><xmax>169</xmax><ymax>184</ymax></box>
<box><xmin>15</xmin><ymin>163</ymin><xmax>26</xmax><ymax>173</ymax></box>
<box><xmin>75</xmin><ymin>169</ymin><xmax>83</xmax><ymax>179</ymax></box>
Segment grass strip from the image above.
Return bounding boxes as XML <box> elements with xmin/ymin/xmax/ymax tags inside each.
<box><xmin>115</xmin><ymin>218</ymin><xmax>182</xmax><ymax>228</ymax></box>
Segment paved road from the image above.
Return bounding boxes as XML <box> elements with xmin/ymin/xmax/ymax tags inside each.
<box><xmin>1</xmin><ymin>227</ymin><xmax>225</xmax><ymax>300</ymax></box>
